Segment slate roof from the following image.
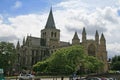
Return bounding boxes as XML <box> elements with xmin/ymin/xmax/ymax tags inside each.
<box><xmin>45</xmin><ymin>7</ymin><xmax>56</xmax><ymax>29</ymax></box>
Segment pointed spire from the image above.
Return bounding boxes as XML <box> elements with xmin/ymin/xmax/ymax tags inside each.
<box><xmin>95</xmin><ymin>30</ymin><xmax>99</xmax><ymax>40</ymax></box>
<box><xmin>23</xmin><ymin>37</ymin><xmax>25</xmax><ymax>45</ymax></box>
<box><xmin>45</xmin><ymin>7</ymin><xmax>56</xmax><ymax>29</ymax></box>
<box><xmin>100</xmin><ymin>33</ymin><xmax>105</xmax><ymax>41</ymax></box>
<box><xmin>82</xmin><ymin>27</ymin><xmax>86</xmax><ymax>42</ymax></box>
<box><xmin>95</xmin><ymin>30</ymin><xmax>99</xmax><ymax>37</ymax></box>
<box><xmin>73</xmin><ymin>32</ymin><xmax>79</xmax><ymax>40</ymax></box>
<box><xmin>16</xmin><ymin>40</ymin><xmax>20</xmax><ymax>49</ymax></box>
<box><xmin>95</xmin><ymin>30</ymin><xmax>99</xmax><ymax>45</ymax></box>
<box><xmin>82</xmin><ymin>27</ymin><xmax>86</xmax><ymax>35</ymax></box>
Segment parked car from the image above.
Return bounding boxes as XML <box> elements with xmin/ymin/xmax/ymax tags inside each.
<box><xmin>108</xmin><ymin>78</ymin><xmax>117</xmax><ymax>80</ymax></box>
<box><xmin>86</xmin><ymin>77</ymin><xmax>101</xmax><ymax>80</ymax></box>
<box><xmin>101</xmin><ymin>77</ymin><xmax>109</xmax><ymax>80</ymax></box>
<box><xmin>18</xmin><ymin>73</ymin><xmax>34</xmax><ymax>80</ymax></box>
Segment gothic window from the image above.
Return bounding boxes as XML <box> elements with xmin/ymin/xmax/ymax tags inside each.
<box><xmin>35</xmin><ymin>50</ymin><xmax>38</xmax><ymax>63</ymax></box>
<box><xmin>51</xmin><ymin>50</ymin><xmax>53</xmax><ymax>54</ymax></box>
<box><xmin>44</xmin><ymin>50</ymin><xmax>46</xmax><ymax>56</ymax></box>
<box><xmin>32</xmin><ymin>50</ymin><xmax>34</xmax><ymax>65</ymax></box>
<box><xmin>42</xmin><ymin>33</ymin><xmax>44</xmax><ymax>37</ymax></box>
<box><xmin>54</xmin><ymin>32</ymin><xmax>56</xmax><ymax>37</ymax></box>
<box><xmin>53</xmin><ymin>46</ymin><xmax>55</xmax><ymax>48</ymax></box>
<box><xmin>51</xmin><ymin>32</ymin><xmax>53</xmax><ymax>37</ymax></box>
<box><xmin>88</xmin><ymin>44</ymin><xmax>96</xmax><ymax>56</ymax></box>
<box><xmin>42</xmin><ymin>32</ymin><xmax>46</xmax><ymax>38</ymax></box>
<box><xmin>45</xmin><ymin>32</ymin><xmax>46</xmax><ymax>36</ymax></box>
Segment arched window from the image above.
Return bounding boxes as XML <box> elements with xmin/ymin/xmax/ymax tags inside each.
<box><xmin>51</xmin><ymin>32</ymin><xmax>53</xmax><ymax>37</ymax></box>
<box><xmin>54</xmin><ymin>32</ymin><xmax>57</xmax><ymax>37</ymax></box>
<box><xmin>44</xmin><ymin>32</ymin><xmax>46</xmax><ymax>36</ymax></box>
<box><xmin>88</xmin><ymin>44</ymin><xmax>96</xmax><ymax>56</ymax></box>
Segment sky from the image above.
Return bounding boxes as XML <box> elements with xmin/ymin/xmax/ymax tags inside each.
<box><xmin>0</xmin><ymin>0</ymin><xmax>120</xmax><ymax>58</ymax></box>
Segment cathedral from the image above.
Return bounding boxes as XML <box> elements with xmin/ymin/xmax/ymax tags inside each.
<box><xmin>16</xmin><ymin>8</ymin><xmax>108</xmax><ymax>72</ymax></box>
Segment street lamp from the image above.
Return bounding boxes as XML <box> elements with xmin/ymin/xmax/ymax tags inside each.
<box><xmin>8</xmin><ymin>60</ymin><xmax>11</xmax><ymax>76</ymax></box>
<box><xmin>79</xmin><ymin>63</ymin><xmax>82</xmax><ymax>79</ymax></box>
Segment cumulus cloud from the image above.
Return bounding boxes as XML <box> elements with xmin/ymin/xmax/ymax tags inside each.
<box><xmin>107</xmin><ymin>43</ymin><xmax>120</xmax><ymax>58</ymax></box>
<box><xmin>0</xmin><ymin>15</ymin><xmax>3</xmax><ymax>23</ymax></box>
<box><xmin>13</xmin><ymin>1</ymin><xmax>22</xmax><ymax>9</ymax></box>
<box><xmin>9</xmin><ymin>14</ymin><xmax>48</xmax><ymax>37</ymax></box>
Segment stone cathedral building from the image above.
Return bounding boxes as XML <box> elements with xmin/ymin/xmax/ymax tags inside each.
<box><xmin>16</xmin><ymin>8</ymin><xmax>108</xmax><ymax>72</ymax></box>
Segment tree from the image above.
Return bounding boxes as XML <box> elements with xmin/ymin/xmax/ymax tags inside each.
<box><xmin>84</xmin><ymin>56</ymin><xmax>104</xmax><ymax>73</ymax></box>
<box><xmin>0</xmin><ymin>42</ymin><xmax>16</xmax><ymax>75</ymax></box>
<box><xmin>111</xmin><ymin>55</ymin><xmax>120</xmax><ymax>70</ymax></box>
<box><xmin>33</xmin><ymin>45</ymin><xmax>104</xmax><ymax>75</ymax></box>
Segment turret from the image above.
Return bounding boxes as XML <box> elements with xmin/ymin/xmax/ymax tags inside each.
<box><xmin>100</xmin><ymin>33</ymin><xmax>106</xmax><ymax>50</ymax></box>
<box><xmin>95</xmin><ymin>30</ymin><xmax>99</xmax><ymax>45</ymax></box>
<box><xmin>16</xmin><ymin>40</ymin><xmax>20</xmax><ymax>50</ymax></box>
<box><xmin>82</xmin><ymin>27</ymin><xmax>86</xmax><ymax>43</ymax></box>
<box><xmin>72</xmin><ymin>32</ymin><xmax>80</xmax><ymax>45</ymax></box>
<box><xmin>100</xmin><ymin>33</ymin><xmax>106</xmax><ymax>45</ymax></box>
<box><xmin>23</xmin><ymin>37</ymin><xmax>25</xmax><ymax>45</ymax></box>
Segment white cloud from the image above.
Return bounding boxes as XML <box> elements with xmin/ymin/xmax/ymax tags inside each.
<box><xmin>107</xmin><ymin>43</ymin><xmax>120</xmax><ymax>58</ymax></box>
<box><xmin>8</xmin><ymin>14</ymin><xmax>48</xmax><ymax>40</ymax></box>
<box><xmin>0</xmin><ymin>15</ymin><xmax>3</xmax><ymax>24</ymax></box>
<box><xmin>13</xmin><ymin>1</ymin><xmax>22</xmax><ymax>9</ymax></box>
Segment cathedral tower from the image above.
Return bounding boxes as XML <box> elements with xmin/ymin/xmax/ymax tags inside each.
<box><xmin>99</xmin><ymin>33</ymin><xmax>108</xmax><ymax>72</ymax></box>
<box><xmin>41</xmin><ymin>8</ymin><xmax>60</xmax><ymax>48</ymax></box>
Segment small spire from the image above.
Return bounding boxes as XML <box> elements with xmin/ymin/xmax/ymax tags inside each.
<box><xmin>45</xmin><ymin>7</ymin><xmax>56</xmax><ymax>29</ymax></box>
<box><xmin>95</xmin><ymin>30</ymin><xmax>99</xmax><ymax>36</ymax></box>
<box><xmin>23</xmin><ymin>37</ymin><xmax>25</xmax><ymax>45</ymax></box>
<box><xmin>95</xmin><ymin>30</ymin><xmax>99</xmax><ymax>45</ymax></box>
<box><xmin>82</xmin><ymin>27</ymin><xmax>86</xmax><ymax>42</ymax></box>
<box><xmin>73</xmin><ymin>32</ymin><xmax>79</xmax><ymax>40</ymax></box>
<box><xmin>16</xmin><ymin>40</ymin><xmax>20</xmax><ymax>49</ymax></box>
<box><xmin>100</xmin><ymin>33</ymin><xmax>105</xmax><ymax>41</ymax></box>
<box><xmin>82</xmin><ymin>27</ymin><xmax>86</xmax><ymax>35</ymax></box>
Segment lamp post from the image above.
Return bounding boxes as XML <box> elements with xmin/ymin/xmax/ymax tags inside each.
<box><xmin>79</xmin><ymin>63</ymin><xmax>81</xmax><ymax>79</ymax></box>
<box><xmin>17</xmin><ymin>53</ymin><xmax>20</xmax><ymax>74</ymax></box>
<box><xmin>8</xmin><ymin>60</ymin><xmax>11</xmax><ymax>76</ymax></box>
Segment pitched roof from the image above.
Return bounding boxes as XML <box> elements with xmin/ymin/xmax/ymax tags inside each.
<box><xmin>27</xmin><ymin>36</ymin><xmax>40</xmax><ymax>47</ymax></box>
<box><xmin>45</xmin><ymin>8</ymin><xmax>56</xmax><ymax>29</ymax></box>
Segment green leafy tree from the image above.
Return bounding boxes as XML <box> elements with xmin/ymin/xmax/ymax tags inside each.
<box><xmin>33</xmin><ymin>45</ymin><xmax>104</xmax><ymax>75</ymax></box>
<box><xmin>111</xmin><ymin>55</ymin><xmax>120</xmax><ymax>70</ymax></box>
<box><xmin>85</xmin><ymin>56</ymin><xmax>104</xmax><ymax>73</ymax></box>
<box><xmin>0</xmin><ymin>42</ymin><xmax>16</xmax><ymax>74</ymax></box>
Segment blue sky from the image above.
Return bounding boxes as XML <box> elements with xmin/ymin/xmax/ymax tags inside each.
<box><xmin>0</xmin><ymin>0</ymin><xmax>59</xmax><ymax>16</ymax></box>
<box><xmin>0</xmin><ymin>0</ymin><xmax>120</xmax><ymax>58</ymax></box>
